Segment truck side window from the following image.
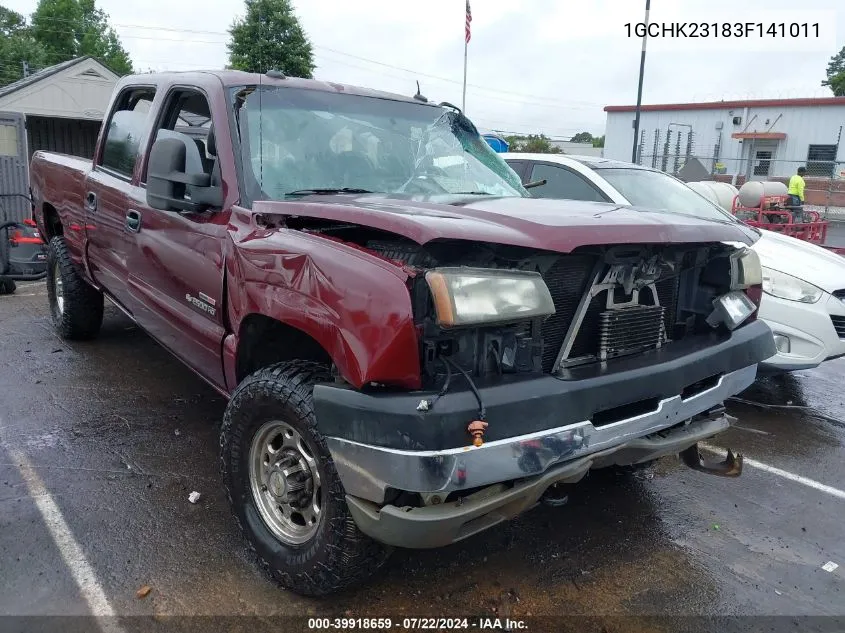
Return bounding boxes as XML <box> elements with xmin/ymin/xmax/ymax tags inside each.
<box><xmin>100</xmin><ymin>88</ymin><xmax>156</xmax><ymax>177</ymax></box>
<box><xmin>529</xmin><ymin>163</ymin><xmax>608</xmax><ymax>203</ymax></box>
<box><xmin>145</xmin><ymin>90</ymin><xmax>216</xmax><ymax>192</ymax></box>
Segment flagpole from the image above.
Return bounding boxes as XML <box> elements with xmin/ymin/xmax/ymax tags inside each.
<box><xmin>462</xmin><ymin>40</ymin><xmax>468</xmax><ymax>112</ymax></box>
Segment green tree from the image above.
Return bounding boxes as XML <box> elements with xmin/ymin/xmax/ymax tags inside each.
<box><xmin>592</xmin><ymin>135</ymin><xmax>605</xmax><ymax>148</ymax></box>
<box><xmin>504</xmin><ymin>134</ymin><xmax>562</xmax><ymax>154</ymax></box>
<box><xmin>30</xmin><ymin>0</ymin><xmax>132</xmax><ymax>74</ymax></box>
<box><xmin>570</xmin><ymin>131</ymin><xmax>593</xmax><ymax>144</ymax></box>
<box><xmin>0</xmin><ymin>6</ymin><xmax>48</xmax><ymax>87</ymax></box>
<box><xmin>228</xmin><ymin>0</ymin><xmax>314</xmax><ymax>77</ymax></box>
<box><xmin>822</xmin><ymin>46</ymin><xmax>845</xmax><ymax>96</ymax></box>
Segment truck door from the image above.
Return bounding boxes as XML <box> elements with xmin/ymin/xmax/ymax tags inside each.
<box><xmin>85</xmin><ymin>88</ymin><xmax>157</xmax><ymax>310</ymax></box>
<box><xmin>127</xmin><ymin>89</ymin><xmax>228</xmax><ymax>389</ymax></box>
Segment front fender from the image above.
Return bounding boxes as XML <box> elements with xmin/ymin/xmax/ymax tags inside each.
<box><xmin>226</xmin><ymin>226</ymin><xmax>422</xmax><ymax>390</ymax></box>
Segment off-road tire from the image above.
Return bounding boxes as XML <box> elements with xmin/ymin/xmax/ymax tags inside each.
<box><xmin>220</xmin><ymin>361</ymin><xmax>391</xmax><ymax>596</ymax></box>
<box><xmin>0</xmin><ymin>279</ymin><xmax>15</xmax><ymax>295</ymax></box>
<box><xmin>46</xmin><ymin>236</ymin><xmax>103</xmax><ymax>339</ymax></box>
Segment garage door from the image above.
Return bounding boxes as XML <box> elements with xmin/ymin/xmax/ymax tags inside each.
<box><xmin>26</xmin><ymin>116</ymin><xmax>101</xmax><ymax>160</ymax></box>
<box><xmin>0</xmin><ymin>112</ymin><xmax>29</xmax><ymax>223</ymax></box>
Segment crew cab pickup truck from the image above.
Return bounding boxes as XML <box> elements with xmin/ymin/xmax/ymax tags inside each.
<box><xmin>30</xmin><ymin>71</ymin><xmax>775</xmax><ymax>596</ymax></box>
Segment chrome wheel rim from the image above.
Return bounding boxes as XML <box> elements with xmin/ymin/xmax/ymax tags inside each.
<box><xmin>53</xmin><ymin>260</ymin><xmax>64</xmax><ymax>315</ymax></box>
<box><xmin>249</xmin><ymin>420</ymin><xmax>322</xmax><ymax>544</ymax></box>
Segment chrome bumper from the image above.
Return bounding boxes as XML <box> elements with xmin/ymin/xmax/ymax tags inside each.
<box><xmin>326</xmin><ymin>364</ymin><xmax>757</xmax><ymax>503</ymax></box>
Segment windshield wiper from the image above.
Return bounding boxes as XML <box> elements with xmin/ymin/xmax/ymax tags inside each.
<box><xmin>452</xmin><ymin>191</ymin><xmax>495</xmax><ymax>195</ymax></box>
<box><xmin>285</xmin><ymin>188</ymin><xmax>376</xmax><ymax>196</ymax></box>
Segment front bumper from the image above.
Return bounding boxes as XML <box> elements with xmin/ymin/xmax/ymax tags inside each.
<box><xmin>327</xmin><ymin>365</ymin><xmax>756</xmax><ymax>505</ymax></box>
<box><xmin>345</xmin><ymin>412</ymin><xmax>732</xmax><ymax>549</ymax></box>
<box><xmin>317</xmin><ymin>320</ymin><xmax>774</xmax><ymax>505</ymax></box>
<box><xmin>758</xmin><ymin>293</ymin><xmax>845</xmax><ymax>372</ymax></box>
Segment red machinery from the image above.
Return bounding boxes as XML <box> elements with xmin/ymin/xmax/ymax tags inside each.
<box><xmin>731</xmin><ymin>193</ymin><xmax>845</xmax><ymax>255</ymax></box>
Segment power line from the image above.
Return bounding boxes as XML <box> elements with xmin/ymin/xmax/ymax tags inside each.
<box><xmin>19</xmin><ymin>18</ymin><xmax>606</xmax><ymax>109</ymax></box>
<box><xmin>313</xmin><ymin>44</ymin><xmax>604</xmax><ymax>108</ymax></box>
<box><xmin>315</xmin><ymin>50</ymin><xmax>599</xmax><ymax>111</ymax></box>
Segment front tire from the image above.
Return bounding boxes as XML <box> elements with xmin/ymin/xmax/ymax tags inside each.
<box><xmin>220</xmin><ymin>361</ymin><xmax>391</xmax><ymax>596</ymax></box>
<box><xmin>0</xmin><ymin>279</ymin><xmax>15</xmax><ymax>295</ymax></box>
<box><xmin>46</xmin><ymin>236</ymin><xmax>103</xmax><ymax>339</ymax></box>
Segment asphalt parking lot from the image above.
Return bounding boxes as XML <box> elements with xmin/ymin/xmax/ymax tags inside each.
<box><xmin>1</xmin><ymin>282</ymin><xmax>844</xmax><ymax>633</ymax></box>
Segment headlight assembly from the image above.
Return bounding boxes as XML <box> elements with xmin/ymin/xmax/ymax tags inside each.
<box><xmin>762</xmin><ymin>268</ymin><xmax>823</xmax><ymax>304</ymax></box>
<box><xmin>730</xmin><ymin>248</ymin><xmax>763</xmax><ymax>290</ymax></box>
<box><xmin>425</xmin><ymin>268</ymin><xmax>555</xmax><ymax>327</ymax></box>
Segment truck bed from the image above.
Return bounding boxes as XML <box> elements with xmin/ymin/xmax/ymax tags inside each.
<box><xmin>30</xmin><ymin>152</ymin><xmax>91</xmax><ymax>268</ymax></box>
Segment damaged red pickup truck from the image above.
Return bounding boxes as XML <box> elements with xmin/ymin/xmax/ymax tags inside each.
<box><xmin>30</xmin><ymin>71</ymin><xmax>774</xmax><ymax>595</ymax></box>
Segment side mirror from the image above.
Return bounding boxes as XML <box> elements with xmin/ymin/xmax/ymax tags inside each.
<box><xmin>146</xmin><ymin>138</ymin><xmax>223</xmax><ymax>212</ymax></box>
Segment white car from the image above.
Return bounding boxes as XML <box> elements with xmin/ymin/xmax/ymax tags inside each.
<box><xmin>503</xmin><ymin>153</ymin><xmax>845</xmax><ymax>372</ymax></box>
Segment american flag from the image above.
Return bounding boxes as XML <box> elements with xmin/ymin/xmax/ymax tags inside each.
<box><xmin>465</xmin><ymin>0</ymin><xmax>472</xmax><ymax>44</ymax></box>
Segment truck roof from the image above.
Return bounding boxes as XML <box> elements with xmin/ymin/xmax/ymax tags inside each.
<box><xmin>122</xmin><ymin>70</ymin><xmax>438</xmax><ymax>107</ymax></box>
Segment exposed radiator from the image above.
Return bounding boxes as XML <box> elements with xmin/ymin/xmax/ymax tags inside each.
<box><xmin>598</xmin><ymin>304</ymin><xmax>666</xmax><ymax>361</ymax></box>
<box><xmin>539</xmin><ymin>255</ymin><xmax>597</xmax><ymax>372</ymax></box>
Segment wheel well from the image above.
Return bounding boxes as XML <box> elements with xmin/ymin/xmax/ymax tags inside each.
<box><xmin>42</xmin><ymin>203</ymin><xmax>62</xmax><ymax>239</ymax></box>
<box><xmin>235</xmin><ymin>314</ymin><xmax>333</xmax><ymax>382</ymax></box>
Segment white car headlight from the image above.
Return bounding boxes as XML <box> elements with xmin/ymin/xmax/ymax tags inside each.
<box><xmin>762</xmin><ymin>268</ymin><xmax>823</xmax><ymax>304</ymax></box>
<box><xmin>425</xmin><ymin>268</ymin><xmax>555</xmax><ymax>327</ymax></box>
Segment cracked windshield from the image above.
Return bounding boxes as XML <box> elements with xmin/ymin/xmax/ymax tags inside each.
<box><xmin>236</xmin><ymin>87</ymin><xmax>526</xmax><ymax>200</ymax></box>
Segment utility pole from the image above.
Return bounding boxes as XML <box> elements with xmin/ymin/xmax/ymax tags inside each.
<box><xmin>631</xmin><ymin>0</ymin><xmax>650</xmax><ymax>164</ymax></box>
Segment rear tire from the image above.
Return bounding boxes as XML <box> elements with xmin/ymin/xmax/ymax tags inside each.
<box><xmin>46</xmin><ymin>236</ymin><xmax>103</xmax><ymax>339</ymax></box>
<box><xmin>0</xmin><ymin>279</ymin><xmax>15</xmax><ymax>295</ymax></box>
<box><xmin>220</xmin><ymin>361</ymin><xmax>391</xmax><ymax>596</ymax></box>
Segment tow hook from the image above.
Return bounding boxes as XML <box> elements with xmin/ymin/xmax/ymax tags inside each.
<box><xmin>680</xmin><ymin>443</ymin><xmax>743</xmax><ymax>477</ymax></box>
<box><xmin>540</xmin><ymin>482</ymin><xmax>569</xmax><ymax>507</ymax></box>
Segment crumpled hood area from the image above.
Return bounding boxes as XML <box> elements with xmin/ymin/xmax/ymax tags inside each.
<box><xmin>253</xmin><ymin>194</ymin><xmax>758</xmax><ymax>252</ymax></box>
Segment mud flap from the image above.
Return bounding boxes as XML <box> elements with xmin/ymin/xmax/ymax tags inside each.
<box><xmin>680</xmin><ymin>443</ymin><xmax>743</xmax><ymax>477</ymax></box>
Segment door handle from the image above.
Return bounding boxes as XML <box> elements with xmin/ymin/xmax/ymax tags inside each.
<box><xmin>125</xmin><ymin>209</ymin><xmax>142</xmax><ymax>233</ymax></box>
<box><xmin>85</xmin><ymin>191</ymin><xmax>97</xmax><ymax>212</ymax></box>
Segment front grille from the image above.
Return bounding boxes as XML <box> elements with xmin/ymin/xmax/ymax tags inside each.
<box><xmin>539</xmin><ymin>255</ymin><xmax>596</xmax><ymax>372</ymax></box>
<box><xmin>832</xmin><ymin>315</ymin><xmax>845</xmax><ymax>339</ymax></box>
<box><xmin>569</xmin><ymin>292</ymin><xmax>606</xmax><ymax>359</ymax></box>
<box><xmin>558</xmin><ymin>276</ymin><xmax>680</xmax><ymax>366</ymax></box>
<box><xmin>655</xmin><ymin>276</ymin><xmax>680</xmax><ymax>338</ymax></box>
<box><xmin>598</xmin><ymin>305</ymin><xmax>665</xmax><ymax>360</ymax></box>
<box><xmin>539</xmin><ymin>256</ymin><xmax>682</xmax><ymax>371</ymax></box>
<box><xmin>833</xmin><ymin>289</ymin><xmax>845</xmax><ymax>302</ymax></box>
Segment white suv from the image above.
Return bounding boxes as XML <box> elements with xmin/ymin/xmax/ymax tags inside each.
<box><xmin>503</xmin><ymin>153</ymin><xmax>845</xmax><ymax>372</ymax></box>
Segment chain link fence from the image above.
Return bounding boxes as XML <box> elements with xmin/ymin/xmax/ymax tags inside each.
<box><xmin>633</xmin><ymin>126</ymin><xmax>845</xmax><ymax>219</ymax></box>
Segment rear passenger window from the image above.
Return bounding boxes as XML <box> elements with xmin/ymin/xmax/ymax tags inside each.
<box><xmin>100</xmin><ymin>88</ymin><xmax>156</xmax><ymax>177</ymax></box>
<box><xmin>529</xmin><ymin>163</ymin><xmax>607</xmax><ymax>203</ymax></box>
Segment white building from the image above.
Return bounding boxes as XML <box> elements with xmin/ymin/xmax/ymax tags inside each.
<box><xmin>0</xmin><ymin>57</ymin><xmax>118</xmax><ymax>217</ymax></box>
<box><xmin>602</xmin><ymin>97</ymin><xmax>845</xmax><ymax>181</ymax></box>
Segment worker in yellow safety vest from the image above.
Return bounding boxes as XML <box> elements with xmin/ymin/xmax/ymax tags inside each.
<box><xmin>787</xmin><ymin>166</ymin><xmax>807</xmax><ymax>222</ymax></box>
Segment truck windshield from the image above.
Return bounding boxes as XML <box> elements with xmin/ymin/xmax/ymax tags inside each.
<box><xmin>234</xmin><ymin>86</ymin><xmax>527</xmax><ymax>201</ymax></box>
<box><xmin>598</xmin><ymin>168</ymin><xmax>735</xmax><ymax>223</ymax></box>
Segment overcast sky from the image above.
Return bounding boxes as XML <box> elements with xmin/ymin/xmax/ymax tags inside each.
<box><xmin>6</xmin><ymin>0</ymin><xmax>844</xmax><ymax>137</ymax></box>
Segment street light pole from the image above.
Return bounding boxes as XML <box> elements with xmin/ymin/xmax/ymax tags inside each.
<box><xmin>631</xmin><ymin>0</ymin><xmax>651</xmax><ymax>164</ymax></box>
